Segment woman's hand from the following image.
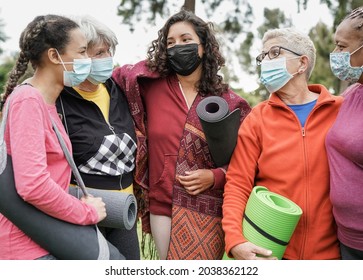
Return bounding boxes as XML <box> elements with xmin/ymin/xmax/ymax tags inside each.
<box><xmin>230</xmin><ymin>242</ymin><xmax>277</xmax><ymax>260</ymax></box>
<box><xmin>177</xmin><ymin>169</ymin><xmax>214</xmax><ymax>195</ymax></box>
<box><xmin>81</xmin><ymin>195</ymin><xmax>107</xmax><ymax>223</ymax></box>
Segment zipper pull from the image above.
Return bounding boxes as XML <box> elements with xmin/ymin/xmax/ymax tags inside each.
<box><xmin>109</xmin><ymin>124</ymin><xmax>116</xmax><ymax>135</ymax></box>
<box><xmin>302</xmin><ymin>128</ymin><xmax>305</xmax><ymax>137</ymax></box>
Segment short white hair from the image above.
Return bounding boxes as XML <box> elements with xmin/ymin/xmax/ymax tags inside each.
<box><xmin>70</xmin><ymin>14</ymin><xmax>118</xmax><ymax>55</ymax></box>
<box><xmin>262</xmin><ymin>27</ymin><xmax>316</xmax><ymax>79</ymax></box>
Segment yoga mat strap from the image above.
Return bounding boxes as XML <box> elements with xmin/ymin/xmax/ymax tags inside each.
<box><xmin>243</xmin><ymin>213</ymin><xmax>289</xmax><ymax>246</ymax></box>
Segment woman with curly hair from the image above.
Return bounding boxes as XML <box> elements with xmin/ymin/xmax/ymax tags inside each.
<box><xmin>112</xmin><ymin>9</ymin><xmax>251</xmax><ymax>259</ymax></box>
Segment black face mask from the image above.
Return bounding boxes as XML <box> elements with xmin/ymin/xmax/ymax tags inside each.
<box><xmin>167</xmin><ymin>43</ymin><xmax>202</xmax><ymax>76</ymax></box>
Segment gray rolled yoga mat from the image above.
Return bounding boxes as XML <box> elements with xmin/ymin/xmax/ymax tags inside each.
<box><xmin>196</xmin><ymin>96</ymin><xmax>241</xmax><ymax>167</ymax></box>
<box><xmin>69</xmin><ymin>186</ymin><xmax>137</xmax><ymax>230</ymax></box>
<box><xmin>0</xmin><ymin>155</ymin><xmax>125</xmax><ymax>260</ymax></box>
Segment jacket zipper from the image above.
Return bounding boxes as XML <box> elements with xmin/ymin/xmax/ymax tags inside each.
<box><xmin>269</xmin><ymin>96</ymin><xmax>335</xmax><ymax>259</ymax></box>
<box><xmin>301</xmin><ymin>125</ymin><xmax>308</xmax><ymax>259</ymax></box>
<box><xmin>276</xmin><ymin>102</ymin><xmax>329</xmax><ymax>259</ymax></box>
<box><xmin>298</xmin><ymin>101</ymin><xmax>330</xmax><ymax>259</ymax></box>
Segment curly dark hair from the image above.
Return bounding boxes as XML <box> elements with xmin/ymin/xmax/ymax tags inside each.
<box><xmin>1</xmin><ymin>14</ymin><xmax>79</xmax><ymax>110</ymax></box>
<box><xmin>146</xmin><ymin>9</ymin><xmax>228</xmax><ymax>96</ymax></box>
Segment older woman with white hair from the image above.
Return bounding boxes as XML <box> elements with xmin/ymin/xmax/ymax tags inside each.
<box><xmin>222</xmin><ymin>27</ymin><xmax>342</xmax><ymax>260</ymax></box>
<box><xmin>56</xmin><ymin>15</ymin><xmax>140</xmax><ymax>259</ymax></box>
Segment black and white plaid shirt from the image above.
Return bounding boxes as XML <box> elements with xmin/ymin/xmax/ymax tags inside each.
<box><xmin>78</xmin><ymin>133</ymin><xmax>136</xmax><ymax>176</ymax></box>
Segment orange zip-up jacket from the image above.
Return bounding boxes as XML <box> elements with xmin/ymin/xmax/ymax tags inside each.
<box><xmin>222</xmin><ymin>84</ymin><xmax>342</xmax><ymax>260</ymax></box>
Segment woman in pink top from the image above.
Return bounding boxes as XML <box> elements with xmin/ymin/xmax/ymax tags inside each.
<box><xmin>0</xmin><ymin>14</ymin><xmax>106</xmax><ymax>260</ymax></box>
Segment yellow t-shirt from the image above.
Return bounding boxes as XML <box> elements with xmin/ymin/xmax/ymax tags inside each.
<box><xmin>69</xmin><ymin>184</ymin><xmax>134</xmax><ymax>194</ymax></box>
<box><xmin>75</xmin><ymin>84</ymin><xmax>110</xmax><ymax>122</ymax></box>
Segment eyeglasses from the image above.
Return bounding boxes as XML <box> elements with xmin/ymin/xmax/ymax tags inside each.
<box><xmin>256</xmin><ymin>46</ymin><xmax>302</xmax><ymax>66</ymax></box>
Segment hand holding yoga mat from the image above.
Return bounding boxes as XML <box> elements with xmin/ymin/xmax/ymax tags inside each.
<box><xmin>223</xmin><ymin>186</ymin><xmax>302</xmax><ymax>260</ymax></box>
<box><xmin>196</xmin><ymin>96</ymin><xmax>241</xmax><ymax>167</ymax></box>
<box><xmin>69</xmin><ymin>186</ymin><xmax>137</xmax><ymax>230</ymax></box>
<box><xmin>243</xmin><ymin>186</ymin><xmax>302</xmax><ymax>259</ymax></box>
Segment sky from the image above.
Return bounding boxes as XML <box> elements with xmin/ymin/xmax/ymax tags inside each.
<box><xmin>0</xmin><ymin>0</ymin><xmax>333</xmax><ymax>91</ymax></box>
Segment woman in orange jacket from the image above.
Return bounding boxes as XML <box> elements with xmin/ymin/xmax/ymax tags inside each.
<box><xmin>222</xmin><ymin>27</ymin><xmax>342</xmax><ymax>260</ymax></box>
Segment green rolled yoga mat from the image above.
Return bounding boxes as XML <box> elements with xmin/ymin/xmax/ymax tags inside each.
<box><xmin>223</xmin><ymin>186</ymin><xmax>302</xmax><ymax>260</ymax></box>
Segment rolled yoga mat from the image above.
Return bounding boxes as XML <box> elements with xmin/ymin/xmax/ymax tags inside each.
<box><xmin>0</xmin><ymin>155</ymin><xmax>125</xmax><ymax>260</ymax></box>
<box><xmin>223</xmin><ymin>186</ymin><xmax>302</xmax><ymax>260</ymax></box>
<box><xmin>69</xmin><ymin>185</ymin><xmax>137</xmax><ymax>230</ymax></box>
<box><xmin>196</xmin><ymin>96</ymin><xmax>241</xmax><ymax>167</ymax></box>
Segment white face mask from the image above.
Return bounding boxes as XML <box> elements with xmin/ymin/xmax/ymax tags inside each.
<box><xmin>87</xmin><ymin>57</ymin><xmax>114</xmax><ymax>85</ymax></box>
<box><xmin>56</xmin><ymin>49</ymin><xmax>92</xmax><ymax>87</ymax></box>
<box><xmin>260</xmin><ymin>57</ymin><xmax>300</xmax><ymax>93</ymax></box>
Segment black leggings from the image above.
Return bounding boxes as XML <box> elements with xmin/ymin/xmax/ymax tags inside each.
<box><xmin>99</xmin><ymin>221</ymin><xmax>140</xmax><ymax>260</ymax></box>
<box><xmin>340</xmin><ymin>242</ymin><xmax>363</xmax><ymax>260</ymax></box>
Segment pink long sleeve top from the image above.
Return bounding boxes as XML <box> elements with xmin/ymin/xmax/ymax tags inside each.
<box><xmin>0</xmin><ymin>85</ymin><xmax>99</xmax><ymax>260</ymax></box>
<box><xmin>326</xmin><ymin>83</ymin><xmax>363</xmax><ymax>251</ymax></box>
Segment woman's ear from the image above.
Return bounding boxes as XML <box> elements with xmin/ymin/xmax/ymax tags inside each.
<box><xmin>48</xmin><ymin>48</ymin><xmax>61</xmax><ymax>64</ymax></box>
<box><xmin>298</xmin><ymin>55</ymin><xmax>309</xmax><ymax>74</ymax></box>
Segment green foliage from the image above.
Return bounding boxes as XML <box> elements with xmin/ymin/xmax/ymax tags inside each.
<box><xmin>0</xmin><ymin>53</ymin><xmax>34</xmax><ymax>94</ymax></box>
<box><xmin>117</xmin><ymin>0</ymin><xmax>178</xmax><ymax>32</ymax></box>
<box><xmin>233</xmin><ymin>87</ymin><xmax>264</xmax><ymax>108</ymax></box>
<box><xmin>117</xmin><ymin>0</ymin><xmax>253</xmax><ymax>37</ymax></box>
<box><xmin>257</xmin><ymin>8</ymin><xmax>292</xmax><ymax>39</ymax></box>
<box><xmin>0</xmin><ymin>56</ymin><xmax>14</xmax><ymax>93</ymax></box>
<box><xmin>308</xmin><ymin>22</ymin><xmax>338</xmax><ymax>94</ymax></box>
<box><xmin>237</xmin><ymin>31</ymin><xmax>254</xmax><ymax>75</ymax></box>
<box><xmin>314</xmin><ymin>0</ymin><xmax>362</xmax><ymax>29</ymax></box>
<box><xmin>0</xmin><ymin>16</ymin><xmax>9</xmax><ymax>56</ymax></box>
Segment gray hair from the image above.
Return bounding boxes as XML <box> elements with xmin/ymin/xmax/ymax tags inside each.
<box><xmin>262</xmin><ymin>27</ymin><xmax>316</xmax><ymax>79</ymax></box>
<box><xmin>71</xmin><ymin>15</ymin><xmax>118</xmax><ymax>55</ymax></box>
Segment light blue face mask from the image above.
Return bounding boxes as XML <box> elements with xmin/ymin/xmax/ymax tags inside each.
<box><xmin>56</xmin><ymin>50</ymin><xmax>92</xmax><ymax>87</ymax></box>
<box><xmin>87</xmin><ymin>56</ymin><xmax>114</xmax><ymax>85</ymax></box>
<box><xmin>260</xmin><ymin>57</ymin><xmax>299</xmax><ymax>94</ymax></box>
<box><xmin>330</xmin><ymin>44</ymin><xmax>363</xmax><ymax>83</ymax></box>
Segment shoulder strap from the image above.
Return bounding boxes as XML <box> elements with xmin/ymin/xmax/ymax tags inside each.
<box><xmin>0</xmin><ymin>98</ymin><xmax>10</xmax><ymax>174</ymax></box>
<box><xmin>50</xmin><ymin>117</ymin><xmax>88</xmax><ymax>197</ymax></box>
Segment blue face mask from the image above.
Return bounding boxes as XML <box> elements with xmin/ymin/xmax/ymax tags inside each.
<box><xmin>56</xmin><ymin>50</ymin><xmax>92</xmax><ymax>87</ymax></box>
<box><xmin>330</xmin><ymin>44</ymin><xmax>363</xmax><ymax>83</ymax></box>
<box><xmin>260</xmin><ymin>57</ymin><xmax>299</xmax><ymax>93</ymax></box>
<box><xmin>87</xmin><ymin>56</ymin><xmax>114</xmax><ymax>85</ymax></box>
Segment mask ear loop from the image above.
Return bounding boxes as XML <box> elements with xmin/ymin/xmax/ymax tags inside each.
<box><xmin>351</xmin><ymin>44</ymin><xmax>363</xmax><ymax>56</ymax></box>
<box><xmin>286</xmin><ymin>56</ymin><xmax>303</xmax><ymax>76</ymax></box>
<box><xmin>54</xmin><ymin>49</ymin><xmax>72</xmax><ymax>71</ymax></box>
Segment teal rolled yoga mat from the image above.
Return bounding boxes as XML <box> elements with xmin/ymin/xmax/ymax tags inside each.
<box><xmin>224</xmin><ymin>186</ymin><xmax>302</xmax><ymax>260</ymax></box>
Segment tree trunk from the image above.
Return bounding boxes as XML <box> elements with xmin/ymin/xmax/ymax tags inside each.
<box><xmin>183</xmin><ymin>0</ymin><xmax>195</xmax><ymax>13</ymax></box>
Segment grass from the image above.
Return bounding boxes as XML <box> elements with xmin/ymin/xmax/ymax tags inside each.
<box><xmin>136</xmin><ymin>219</ymin><xmax>159</xmax><ymax>260</ymax></box>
